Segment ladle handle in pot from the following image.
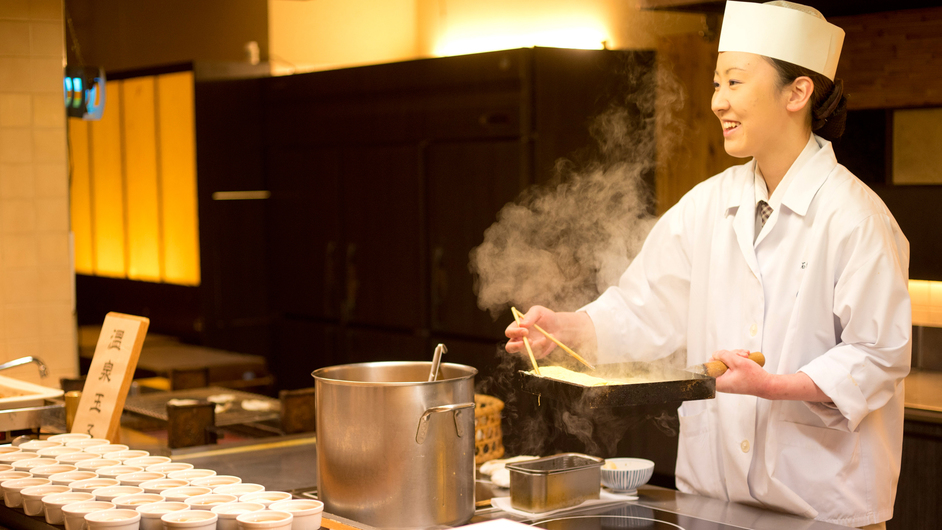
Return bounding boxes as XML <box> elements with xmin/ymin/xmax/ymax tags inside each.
<box><xmin>415</xmin><ymin>402</ymin><xmax>475</xmax><ymax>444</ymax></box>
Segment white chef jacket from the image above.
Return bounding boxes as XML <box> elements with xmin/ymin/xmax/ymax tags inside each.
<box><xmin>583</xmin><ymin>135</ymin><xmax>911</xmax><ymax>527</ymax></box>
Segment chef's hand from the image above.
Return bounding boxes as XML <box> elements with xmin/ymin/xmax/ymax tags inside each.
<box><xmin>505</xmin><ymin>306</ymin><xmax>597</xmax><ymax>362</ymax></box>
<box><xmin>711</xmin><ymin>349</ymin><xmax>771</xmax><ymax>396</ymax></box>
<box><xmin>712</xmin><ymin>349</ymin><xmax>831</xmax><ymax>401</ymax></box>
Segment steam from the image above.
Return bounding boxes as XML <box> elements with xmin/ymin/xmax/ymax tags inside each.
<box><xmin>470</xmin><ymin>52</ymin><xmax>689</xmax><ymax>456</ymax></box>
<box><xmin>470</xmin><ymin>53</ymin><xmax>685</xmax><ymax>315</ymax></box>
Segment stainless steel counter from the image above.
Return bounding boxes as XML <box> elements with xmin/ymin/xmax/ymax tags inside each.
<box><xmin>172</xmin><ymin>434</ymin><xmax>319</xmax><ymax>493</ymax></box>
<box><xmin>168</xmin><ymin>435</ymin><xmax>851</xmax><ymax>529</ymax></box>
<box><xmin>469</xmin><ymin>485</ymin><xmax>852</xmax><ymax>529</ymax></box>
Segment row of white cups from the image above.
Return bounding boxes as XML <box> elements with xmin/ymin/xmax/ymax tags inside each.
<box><xmin>0</xmin><ymin>433</ymin><xmax>323</xmax><ymax>530</ymax></box>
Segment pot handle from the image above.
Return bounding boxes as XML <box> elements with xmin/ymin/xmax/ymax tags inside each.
<box><xmin>415</xmin><ymin>402</ymin><xmax>475</xmax><ymax>444</ymax></box>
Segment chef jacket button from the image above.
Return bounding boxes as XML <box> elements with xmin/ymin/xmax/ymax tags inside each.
<box><xmin>741</xmin><ymin>440</ymin><xmax>750</xmax><ymax>453</ymax></box>
<box><xmin>749</xmin><ymin>323</ymin><xmax>758</xmax><ymax>337</ymax></box>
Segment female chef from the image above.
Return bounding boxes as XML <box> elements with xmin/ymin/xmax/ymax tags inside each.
<box><xmin>505</xmin><ymin>2</ymin><xmax>910</xmax><ymax>529</ymax></box>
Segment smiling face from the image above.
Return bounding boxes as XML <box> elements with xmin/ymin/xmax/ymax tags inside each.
<box><xmin>712</xmin><ymin>51</ymin><xmax>795</xmax><ymax>160</ymax></box>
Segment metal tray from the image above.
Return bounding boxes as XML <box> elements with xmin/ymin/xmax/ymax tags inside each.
<box><xmin>507</xmin><ymin>453</ymin><xmax>603</xmax><ymax>513</ymax></box>
<box><xmin>517</xmin><ymin>362</ymin><xmax>715</xmax><ymax>409</ymax></box>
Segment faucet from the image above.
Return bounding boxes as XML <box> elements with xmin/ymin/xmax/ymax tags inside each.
<box><xmin>0</xmin><ymin>357</ymin><xmax>48</xmax><ymax>378</ymax></box>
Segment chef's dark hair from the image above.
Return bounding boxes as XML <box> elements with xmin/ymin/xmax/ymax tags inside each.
<box><xmin>768</xmin><ymin>58</ymin><xmax>847</xmax><ymax>140</ymax></box>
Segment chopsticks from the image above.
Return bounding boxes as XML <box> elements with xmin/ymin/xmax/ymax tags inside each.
<box><xmin>511</xmin><ymin>307</ymin><xmax>596</xmax><ymax>371</ymax></box>
<box><xmin>511</xmin><ymin>306</ymin><xmax>540</xmax><ymax>376</ymax></box>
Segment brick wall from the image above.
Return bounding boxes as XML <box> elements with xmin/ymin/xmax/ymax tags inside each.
<box><xmin>0</xmin><ymin>0</ymin><xmax>78</xmax><ymax>386</ymax></box>
<box><xmin>834</xmin><ymin>7</ymin><xmax>942</xmax><ymax>110</ymax></box>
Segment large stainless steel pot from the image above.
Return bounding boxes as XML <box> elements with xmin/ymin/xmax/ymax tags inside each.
<box><xmin>312</xmin><ymin>361</ymin><xmax>477</xmax><ymax>529</ymax></box>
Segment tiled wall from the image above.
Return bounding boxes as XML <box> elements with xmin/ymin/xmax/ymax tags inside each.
<box><xmin>0</xmin><ymin>0</ymin><xmax>77</xmax><ymax>386</ymax></box>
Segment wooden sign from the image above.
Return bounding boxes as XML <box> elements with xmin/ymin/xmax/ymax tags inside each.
<box><xmin>72</xmin><ymin>312</ymin><xmax>149</xmax><ymax>441</ymax></box>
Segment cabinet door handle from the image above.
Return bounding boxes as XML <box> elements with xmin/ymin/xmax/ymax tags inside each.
<box><xmin>211</xmin><ymin>190</ymin><xmax>271</xmax><ymax>201</ymax></box>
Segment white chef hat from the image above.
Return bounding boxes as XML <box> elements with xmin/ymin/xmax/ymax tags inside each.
<box><xmin>717</xmin><ymin>1</ymin><xmax>845</xmax><ymax>80</ymax></box>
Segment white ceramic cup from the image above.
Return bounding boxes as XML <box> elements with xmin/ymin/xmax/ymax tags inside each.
<box><xmin>191</xmin><ymin>475</ymin><xmax>241</xmax><ymax>488</ymax></box>
<box><xmin>135</xmin><ymin>502</ymin><xmax>190</xmax><ymax>530</ymax></box>
<box><xmin>77</xmin><ymin>459</ymin><xmax>122</xmax><ymax>471</ymax></box>
<box><xmin>185</xmin><ymin>493</ymin><xmax>237</xmax><ymax>510</ymax></box>
<box><xmin>269</xmin><ymin>500</ymin><xmax>324</xmax><ymax>530</ymax></box>
<box><xmin>13</xmin><ymin>457</ymin><xmax>58</xmax><ymax>471</ymax></box>
<box><xmin>161</xmin><ymin>486</ymin><xmax>213</xmax><ymax>503</ymax></box>
<box><xmin>124</xmin><ymin>456</ymin><xmax>171</xmax><ymax>469</ymax></box>
<box><xmin>139</xmin><ymin>479</ymin><xmax>189</xmax><ymax>494</ymax></box>
<box><xmin>0</xmin><ymin>452</ymin><xmax>37</xmax><ymax>465</ymax></box>
<box><xmin>92</xmin><ymin>485</ymin><xmax>144</xmax><ymax>503</ymax></box>
<box><xmin>42</xmin><ymin>491</ymin><xmax>96</xmax><ymax>524</ymax></box>
<box><xmin>235</xmin><ymin>509</ymin><xmax>293</xmax><ymax>530</ymax></box>
<box><xmin>50</xmin><ymin>471</ymin><xmax>99</xmax><ymax>486</ymax></box>
<box><xmin>168</xmin><ymin>469</ymin><xmax>216</xmax><ymax>481</ymax></box>
<box><xmin>2</xmin><ymin>477</ymin><xmax>51</xmax><ymax>507</ymax></box>
<box><xmin>86</xmin><ymin>444</ymin><xmax>130</xmax><ymax>456</ymax></box>
<box><xmin>57</xmin><ymin>452</ymin><xmax>103</xmax><ymax>465</ymax></box>
<box><xmin>37</xmin><ymin>446</ymin><xmax>83</xmax><ymax>458</ymax></box>
<box><xmin>0</xmin><ymin>446</ymin><xmax>21</xmax><ymax>456</ymax></box>
<box><xmin>161</xmin><ymin>508</ymin><xmax>218</xmax><ymax>530</ymax></box>
<box><xmin>103</xmin><ymin>450</ymin><xmax>149</xmax><ymax>463</ymax></box>
<box><xmin>213</xmin><ymin>483</ymin><xmax>264</xmax><ymax>496</ymax></box>
<box><xmin>0</xmin><ymin>470</ymin><xmax>32</xmax><ymax>502</ymax></box>
<box><xmin>70</xmin><ymin>478</ymin><xmax>121</xmax><ymax>494</ymax></box>
<box><xmin>19</xmin><ymin>440</ymin><xmax>63</xmax><ymax>452</ymax></box>
<box><xmin>84</xmin><ymin>508</ymin><xmax>141</xmax><ymax>530</ymax></box>
<box><xmin>237</xmin><ymin>491</ymin><xmax>292</xmax><ymax>509</ymax></box>
<box><xmin>144</xmin><ymin>463</ymin><xmax>194</xmax><ymax>474</ymax></box>
<box><xmin>97</xmin><ymin>466</ymin><xmax>145</xmax><ymax>479</ymax></box>
<box><xmin>116</xmin><ymin>472</ymin><xmax>165</xmax><ymax>487</ymax></box>
<box><xmin>20</xmin><ymin>484</ymin><xmax>71</xmax><ymax>515</ymax></box>
<box><xmin>111</xmin><ymin>493</ymin><xmax>166</xmax><ymax>510</ymax></box>
<box><xmin>61</xmin><ymin>500</ymin><xmax>116</xmax><ymax>530</ymax></box>
<box><xmin>48</xmin><ymin>433</ymin><xmax>92</xmax><ymax>443</ymax></box>
<box><xmin>31</xmin><ymin>464</ymin><xmax>78</xmax><ymax>479</ymax></box>
<box><xmin>211</xmin><ymin>502</ymin><xmax>264</xmax><ymax>530</ymax></box>
<box><xmin>65</xmin><ymin>439</ymin><xmax>111</xmax><ymax>451</ymax></box>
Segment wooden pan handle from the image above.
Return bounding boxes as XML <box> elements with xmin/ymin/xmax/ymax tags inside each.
<box><xmin>703</xmin><ymin>351</ymin><xmax>765</xmax><ymax>378</ymax></box>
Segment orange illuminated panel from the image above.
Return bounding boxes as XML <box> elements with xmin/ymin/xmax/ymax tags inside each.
<box><xmin>910</xmin><ymin>280</ymin><xmax>942</xmax><ymax>327</ymax></box>
<box><xmin>122</xmin><ymin>77</ymin><xmax>162</xmax><ymax>282</ymax></box>
<box><xmin>89</xmin><ymin>80</ymin><xmax>126</xmax><ymax>278</ymax></box>
<box><xmin>69</xmin><ymin>118</ymin><xmax>94</xmax><ymax>275</ymax></box>
<box><xmin>70</xmin><ymin>72</ymin><xmax>201</xmax><ymax>287</ymax></box>
<box><xmin>157</xmin><ymin>71</ymin><xmax>200</xmax><ymax>286</ymax></box>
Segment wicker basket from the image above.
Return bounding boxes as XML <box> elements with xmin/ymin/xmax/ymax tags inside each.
<box><xmin>474</xmin><ymin>394</ymin><xmax>505</xmax><ymax>464</ymax></box>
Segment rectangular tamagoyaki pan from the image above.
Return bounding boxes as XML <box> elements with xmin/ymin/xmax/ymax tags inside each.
<box><xmin>516</xmin><ymin>362</ymin><xmax>716</xmax><ymax>409</ymax></box>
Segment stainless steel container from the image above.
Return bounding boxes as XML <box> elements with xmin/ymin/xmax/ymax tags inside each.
<box><xmin>312</xmin><ymin>361</ymin><xmax>477</xmax><ymax>529</ymax></box>
<box><xmin>507</xmin><ymin>453</ymin><xmax>604</xmax><ymax>513</ymax></box>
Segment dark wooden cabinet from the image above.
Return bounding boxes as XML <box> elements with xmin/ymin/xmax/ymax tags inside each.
<box><xmin>193</xmin><ymin>48</ymin><xmax>655</xmax><ymax>388</ymax></box>
<box><xmin>268</xmin><ymin>146</ymin><xmax>342</xmax><ymax>321</ymax></box>
<box><xmin>194</xmin><ymin>77</ymin><xmax>272</xmax><ymax>357</ymax></box>
<box><xmin>271</xmin><ymin>318</ymin><xmax>341</xmax><ymax>390</ymax></box>
<box><xmin>344</xmin><ymin>328</ymin><xmax>429</xmax><ymax>364</ymax></box>
<box><xmin>340</xmin><ymin>144</ymin><xmax>425</xmax><ymax>329</ymax></box>
<box><xmin>427</xmin><ymin>140</ymin><xmax>522</xmax><ymax>338</ymax></box>
<box><xmin>888</xmin><ymin>419</ymin><xmax>942</xmax><ymax>530</ymax></box>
